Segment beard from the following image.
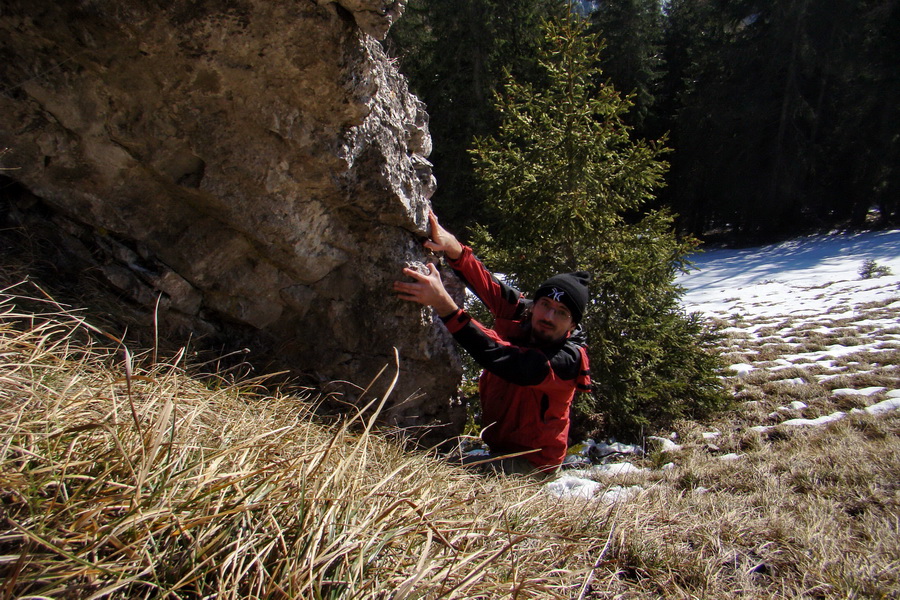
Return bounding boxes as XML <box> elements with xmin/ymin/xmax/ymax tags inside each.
<box><xmin>530</xmin><ymin>320</ymin><xmax>565</xmax><ymax>345</ymax></box>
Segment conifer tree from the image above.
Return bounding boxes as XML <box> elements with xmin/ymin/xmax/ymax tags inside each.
<box><xmin>386</xmin><ymin>0</ymin><xmax>559</xmax><ymax>234</ymax></box>
<box><xmin>470</xmin><ymin>11</ymin><xmax>727</xmax><ymax>437</ymax></box>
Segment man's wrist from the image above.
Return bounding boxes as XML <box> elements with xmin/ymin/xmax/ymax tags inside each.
<box><xmin>446</xmin><ymin>241</ymin><xmax>463</xmax><ymax>261</ymax></box>
<box><xmin>445</xmin><ymin>242</ymin><xmax>464</xmax><ymax>262</ymax></box>
<box><xmin>438</xmin><ymin>307</ymin><xmax>463</xmax><ymax>322</ymax></box>
<box><xmin>434</xmin><ymin>297</ymin><xmax>459</xmax><ymax>318</ymax></box>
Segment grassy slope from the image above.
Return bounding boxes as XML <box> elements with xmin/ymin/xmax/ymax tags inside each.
<box><xmin>1</xmin><ymin>274</ymin><xmax>898</xmax><ymax>599</ymax></box>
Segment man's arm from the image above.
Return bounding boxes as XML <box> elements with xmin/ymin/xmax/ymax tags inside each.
<box><xmin>422</xmin><ymin>210</ymin><xmax>523</xmax><ymax>319</ymax></box>
<box><xmin>446</xmin><ymin>247</ymin><xmax>523</xmax><ymax>320</ymax></box>
<box><xmin>442</xmin><ymin>310</ymin><xmax>585</xmax><ymax>386</ymax></box>
<box><xmin>393</xmin><ymin>250</ymin><xmax>586</xmax><ymax>388</ymax></box>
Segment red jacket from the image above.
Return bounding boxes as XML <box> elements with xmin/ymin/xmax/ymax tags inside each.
<box><xmin>441</xmin><ymin>246</ymin><xmax>591</xmax><ymax>469</ymax></box>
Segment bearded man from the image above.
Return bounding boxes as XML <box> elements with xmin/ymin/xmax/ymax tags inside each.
<box><xmin>394</xmin><ymin>212</ymin><xmax>591</xmax><ymax>475</ymax></box>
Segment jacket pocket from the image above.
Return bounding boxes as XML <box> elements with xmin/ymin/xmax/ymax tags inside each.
<box><xmin>540</xmin><ymin>393</ymin><xmax>550</xmax><ymax>422</ymax></box>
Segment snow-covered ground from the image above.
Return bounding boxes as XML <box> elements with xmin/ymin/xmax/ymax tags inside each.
<box><xmin>678</xmin><ymin>228</ymin><xmax>900</xmax><ymax>320</ymax></box>
<box><xmin>549</xmin><ymin>229</ymin><xmax>900</xmax><ymax>501</ymax></box>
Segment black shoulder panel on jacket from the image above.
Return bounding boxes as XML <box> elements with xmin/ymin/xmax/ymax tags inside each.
<box><xmin>546</xmin><ymin>342</ymin><xmax>583</xmax><ymax>381</ymax></box>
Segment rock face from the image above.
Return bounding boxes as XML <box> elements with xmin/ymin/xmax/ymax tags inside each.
<box><xmin>0</xmin><ymin>0</ymin><xmax>464</xmax><ymax>435</ymax></box>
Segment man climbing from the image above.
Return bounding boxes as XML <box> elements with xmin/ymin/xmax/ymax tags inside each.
<box><xmin>394</xmin><ymin>211</ymin><xmax>591</xmax><ymax>475</ymax></box>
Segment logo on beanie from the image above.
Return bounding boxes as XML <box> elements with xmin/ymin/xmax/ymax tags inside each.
<box><xmin>548</xmin><ymin>288</ymin><xmax>565</xmax><ymax>302</ymax></box>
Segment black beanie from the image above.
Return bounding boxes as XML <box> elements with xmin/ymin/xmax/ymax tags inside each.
<box><xmin>533</xmin><ymin>271</ymin><xmax>591</xmax><ymax>323</ymax></box>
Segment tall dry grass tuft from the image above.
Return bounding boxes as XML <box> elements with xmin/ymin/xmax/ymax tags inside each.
<box><xmin>0</xmin><ymin>281</ymin><xmax>608</xmax><ymax>599</ymax></box>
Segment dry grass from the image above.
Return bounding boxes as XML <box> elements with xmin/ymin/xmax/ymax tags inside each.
<box><xmin>613</xmin><ymin>418</ymin><xmax>900</xmax><ymax>598</ymax></box>
<box><xmin>0</xmin><ymin>281</ymin><xmax>612</xmax><ymax>599</ymax></box>
<box><xmin>2</xmin><ymin>279</ymin><xmax>899</xmax><ymax>599</ymax></box>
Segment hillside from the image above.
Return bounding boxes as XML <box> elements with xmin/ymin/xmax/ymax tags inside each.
<box><xmin>1</xmin><ymin>231</ymin><xmax>898</xmax><ymax>598</ymax></box>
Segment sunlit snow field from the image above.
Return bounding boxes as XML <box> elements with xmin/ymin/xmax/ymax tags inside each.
<box><xmin>679</xmin><ymin>229</ymin><xmax>900</xmax><ymax>322</ymax></box>
<box><xmin>679</xmin><ymin>229</ymin><xmax>899</xmax><ymax>388</ymax></box>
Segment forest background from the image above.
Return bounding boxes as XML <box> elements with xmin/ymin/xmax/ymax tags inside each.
<box><xmin>386</xmin><ymin>0</ymin><xmax>900</xmax><ymax>243</ymax></box>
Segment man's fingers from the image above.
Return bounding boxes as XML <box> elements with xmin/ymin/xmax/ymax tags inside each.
<box><xmin>393</xmin><ymin>278</ymin><xmax>418</xmax><ymax>290</ymax></box>
<box><xmin>403</xmin><ymin>264</ymin><xmax>440</xmax><ymax>281</ymax></box>
<box><xmin>429</xmin><ymin>214</ymin><xmax>443</xmax><ymax>247</ymax></box>
<box><xmin>393</xmin><ymin>281</ymin><xmax>422</xmax><ymax>300</ymax></box>
<box><xmin>402</xmin><ymin>266</ymin><xmax>427</xmax><ymax>281</ymax></box>
<box><xmin>429</xmin><ymin>210</ymin><xmax>447</xmax><ymax>241</ymax></box>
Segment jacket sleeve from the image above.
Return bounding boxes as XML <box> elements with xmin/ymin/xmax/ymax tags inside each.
<box><xmin>447</xmin><ymin>245</ymin><xmax>523</xmax><ymax>320</ymax></box>
<box><xmin>440</xmin><ymin>309</ymin><xmax>586</xmax><ymax>387</ymax></box>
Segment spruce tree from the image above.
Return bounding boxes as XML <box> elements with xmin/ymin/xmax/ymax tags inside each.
<box><xmin>385</xmin><ymin>0</ymin><xmax>559</xmax><ymax>234</ymax></box>
<box><xmin>469</xmin><ymin>11</ymin><xmax>727</xmax><ymax>438</ymax></box>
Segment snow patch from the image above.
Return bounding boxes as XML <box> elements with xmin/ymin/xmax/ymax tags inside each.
<box><xmin>648</xmin><ymin>436</ymin><xmax>682</xmax><ymax>453</ymax></box>
<box><xmin>833</xmin><ymin>387</ymin><xmax>887</xmax><ymax>397</ymax></box>
<box><xmin>546</xmin><ymin>476</ymin><xmax>643</xmax><ymax>503</ymax></box>
<box><xmin>851</xmin><ymin>398</ymin><xmax>900</xmax><ymax>416</ymax></box>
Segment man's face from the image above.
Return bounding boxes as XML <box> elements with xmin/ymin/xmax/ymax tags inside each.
<box><xmin>530</xmin><ymin>296</ymin><xmax>576</xmax><ymax>344</ymax></box>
